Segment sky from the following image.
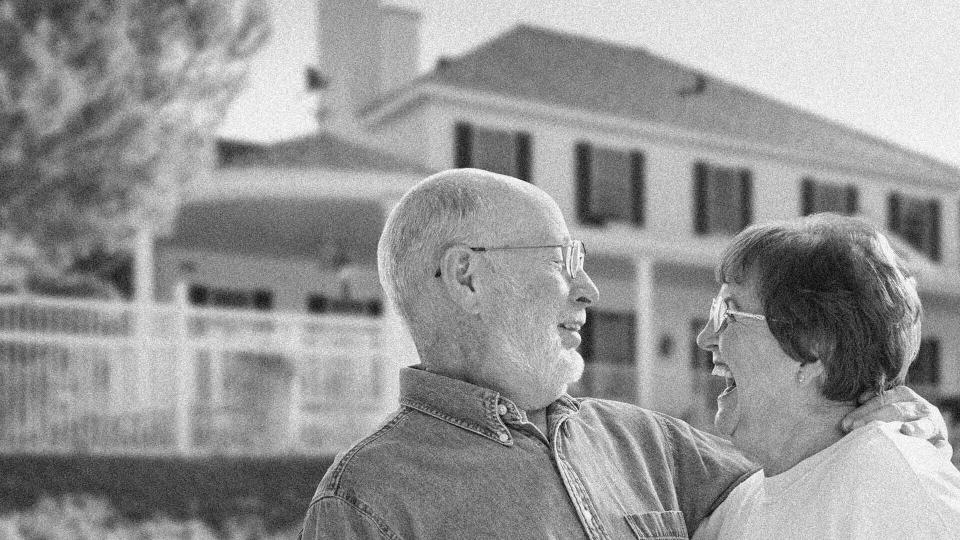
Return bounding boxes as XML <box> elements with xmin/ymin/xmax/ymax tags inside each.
<box><xmin>218</xmin><ymin>0</ymin><xmax>960</xmax><ymax>168</ymax></box>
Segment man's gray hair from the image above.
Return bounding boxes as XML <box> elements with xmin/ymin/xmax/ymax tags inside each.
<box><xmin>377</xmin><ymin>170</ymin><xmax>495</xmax><ymax>333</ymax></box>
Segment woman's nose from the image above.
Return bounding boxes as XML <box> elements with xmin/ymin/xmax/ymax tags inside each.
<box><xmin>696</xmin><ymin>321</ymin><xmax>716</xmax><ymax>351</ymax></box>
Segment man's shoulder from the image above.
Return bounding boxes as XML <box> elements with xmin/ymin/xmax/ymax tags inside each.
<box><xmin>313</xmin><ymin>405</ymin><xmax>480</xmax><ymax>500</ymax></box>
<box><xmin>313</xmin><ymin>408</ymin><xmax>420</xmax><ymax>498</ymax></box>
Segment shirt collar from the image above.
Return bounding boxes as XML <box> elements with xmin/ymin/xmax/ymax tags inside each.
<box><xmin>399</xmin><ymin>365</ymin><xmax>580</xmax><ymax>446</ymax></box>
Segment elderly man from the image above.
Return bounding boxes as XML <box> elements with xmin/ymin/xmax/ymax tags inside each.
<box><xmin>300</xmin><ymin>169</ymin><xmax>946</xmax><ymax>539</ymax></box>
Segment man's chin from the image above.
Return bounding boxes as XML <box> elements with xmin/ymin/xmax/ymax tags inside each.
<box><xmin>560</xmin><ymin>349</ymin><xmax>585</xmax><ymax>383</ymax></box>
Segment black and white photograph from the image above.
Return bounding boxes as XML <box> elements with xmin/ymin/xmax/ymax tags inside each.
<box><xmin>2</xmin><ymin>1</ymin><xmax>959</xmax><ymax>538</ymax></box>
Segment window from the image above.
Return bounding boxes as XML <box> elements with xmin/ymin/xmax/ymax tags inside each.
<box><xmin>188</xmin><ymin>285</ymin><xmax>273</xmax><ymax>310</ymax></box>
<box><xmin>693</xmin><ymin>162</ymin><xmax>753</xmax><ymax>235</ymax></box>
<box><xmin>888</xmin><ymin>192</ymin><xmax>941</xmax><ymax>261</ymax></box>
<box><xmin>572</xmin><ymin>309</ymin><xmax>637</xmax><ymax>402</ymax></box>
<box><xmin>306</xmin><ymin>294</ymin><xmax>383</xmax><ymax>317</ymax></box>
<box><xmin>800</xmin><ymin>177</ymin><xmax>858</xmax><ymax>216</ymax></box>
<box><xmin>908</xmin><ymin>337</ymin><xmax>940</xmax><ymax>387</ymax></box>
<box><xmin>575</xmin><ymin>142</ymin><xmax>644</xmax><ymax>226</ymax></box>
<box><xmin>454</xmin><ymin>122</ymin><xmax>532</xmax><ymax>182</ymax></box>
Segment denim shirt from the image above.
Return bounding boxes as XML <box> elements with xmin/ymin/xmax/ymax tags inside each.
<box><xmin>300</xmin><ymin>367</ymin><xmax>757</xmax><ymax>539</ymax></box>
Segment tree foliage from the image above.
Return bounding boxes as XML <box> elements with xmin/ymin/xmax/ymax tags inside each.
<box><xmin>0</xmin><ymin>0</ymin><xmax>269</xmax><ymax>289</ymax></box>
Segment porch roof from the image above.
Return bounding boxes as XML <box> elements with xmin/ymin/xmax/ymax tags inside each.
<box><xmin>157</xmin><ymin>198</ymin><xmax>385</xmax><ymax>265</ymax></box>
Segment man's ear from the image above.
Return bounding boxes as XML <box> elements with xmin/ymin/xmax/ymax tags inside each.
<box><xmin>439</xmin><ymin>245</ymin><xmax>481</xmax><ymax>313</ymax></box>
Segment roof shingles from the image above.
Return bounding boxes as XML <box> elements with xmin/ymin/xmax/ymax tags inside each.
<box><xmin>411</xmin><ymin>25</ymin><xmax>957</xmax><ymax>182</ymax></box>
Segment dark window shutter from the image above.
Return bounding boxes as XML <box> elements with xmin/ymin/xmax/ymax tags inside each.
<box><xmin>581</xmin><ymin>308</ymin><xmax>595</xmax><ymax>363</ymax></box>
<box><xmin>928</xmin><ymin>199</ymin><xmax>941</xmax><ymax>261</ymax></box>
<box><xmin>253</xmin><ymin>290</ymin><xmax>273</xmax><ymax>310</ymax></box>
<box><xmin>911</xmin><ymin>338</ymin><xmax>941</xmax><ymax>386</ymax></box>
<box><xmin>800</xmin><ymin>177</ymin><xmax>814</xmax><ymax>216</ymax></box>
<box><xmin>515</xmin><ymin>132</ymin><xmax>532</xmax><ymax>183</ymax></box>
<box><xmin>887</xmin><ymin>192</ymin><xmax>901</xmax><ymax>232</ymax></box>
<box><xmin>454</xmin><ymin>122</ymin><xmax>472</xmax><ymax>168</ymax></box>
<box><xmin>739</xmin><ymin>169</ymin><xmax>753</xmax><ymax>230</ymax></box>
<box><xmin>845</xmin><ymin>186</ymin><xmax>859</xmax><ymax>215</ymax></box>
<box><xmin>188</xmin><ymin>285</ymin><xmax>208</xmax><ymax>306</ymax></box>
<box><xmin>575</xmin><ymin>142</ymin><xmax>592</xmax><ymax>224</ymax></box>
<box><xmin>630</xmin><ymin>151</ymin><xmax>645</xmax><ymax>226</ymax></box>
<box><xmin>694</xmin><ymin>162</ymin><xmax>709</xmax><ymax>234</ymax></box>
<box><xmin>929</xmin><ymin>339</ymin><xmax>941</xmax><ymax>385</ymax></box>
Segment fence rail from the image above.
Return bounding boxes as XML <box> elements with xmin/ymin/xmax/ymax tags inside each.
<box><xmin>0</xmin><ymin>294</ymin><xmax>411</xmax><ymax>456</ymax></box>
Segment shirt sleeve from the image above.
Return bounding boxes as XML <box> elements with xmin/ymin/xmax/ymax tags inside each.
<box><xmin>653</xmin><ymin>413</ymin><xmax>760</xmax><ymax>535</ymax></box>
<box><xmin>299</xmin><ymin>495</ymin><xmax>400</xmax><ymax>540</ymax></box>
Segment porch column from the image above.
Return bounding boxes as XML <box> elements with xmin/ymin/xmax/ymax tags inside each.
<box><xmin>633</xmin><ymin>257</ymin><xmax>655</xmax><ymax>408</ymax></box>
<box><xmin>134</xmin><ymin>225</ymin><xmax>154</xmax><ymax>303</ymax></box>
<box><xmin>379</xmin><ymin>297</ymin><xmax>412</xmax><ymax>411</ymax></box>
<box><xmin>173</xmin><ymin>281</ymin><xmax>195</xmax><ymax>454</ymax></box>
<box><xmin>377</xmin><ymin>198</ymin><xmax>414</xmax><ymax>411</ymax></box>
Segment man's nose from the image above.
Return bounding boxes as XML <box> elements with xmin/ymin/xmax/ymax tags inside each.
<box><xmin>571</xmin><ymin>269</ymin><xmax>600</xmax><ymax>305</ymax></box>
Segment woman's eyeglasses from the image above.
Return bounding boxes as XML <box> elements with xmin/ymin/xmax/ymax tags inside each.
<box><xmin>709</xmin><ymin>296</ymin><xmax>767</xmax><ymax>334</ymax></box>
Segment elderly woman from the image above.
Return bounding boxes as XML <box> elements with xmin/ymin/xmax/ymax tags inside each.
<box><xmin>693</xmin><ymin>214</ymin><xmax>960</xmax><ymax>539</ymax></box>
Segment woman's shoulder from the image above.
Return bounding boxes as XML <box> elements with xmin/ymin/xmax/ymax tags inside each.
<box><xmin>830</xmin><ymin>421</ymin><xmax>960</xmax><ymax>504</ymax></box>
<box><xmin>842</xmin><ymin>421</ymin><xmax>953</xmax><ymax>470</ymax></box>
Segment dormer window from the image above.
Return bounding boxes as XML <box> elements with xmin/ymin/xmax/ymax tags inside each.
<box><xmin>454</xmin><ymin>122</ymin><xmax>532</xmax><ymax>182</ymax></box>
<box><xmin>800</xmin><ymin>177</ymin><xmax>858</xmax><ymax>216</ymax></box>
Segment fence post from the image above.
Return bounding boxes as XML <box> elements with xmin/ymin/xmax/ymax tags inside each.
<box><xmin>133</xmin><ymin>224</ymin><xmax>155</xmax><ymax>409</ymax></box>
<box><xmin>174</xmin><ymin>282</ymin><xmax>195</xmax><ymax>454</ymax></box>
<box><xmin>288</xmin><ymin>373</ymin><xmax>302</xmax><ymax>452</ymax></box>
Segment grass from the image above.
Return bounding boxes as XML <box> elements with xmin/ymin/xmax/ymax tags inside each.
<box><xmin>0</xmin><ymin>454</ymin><xmax>335</xmax><ymax>536</ymax></box>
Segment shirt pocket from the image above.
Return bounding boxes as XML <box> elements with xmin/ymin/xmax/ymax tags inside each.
<box><xmin>624</xmin><ymin>510</ymin><xmax>689</xmax><ymax>539</ymax></box>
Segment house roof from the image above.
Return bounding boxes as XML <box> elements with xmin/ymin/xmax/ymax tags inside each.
<box><xmin>371</xmin><ymin>25</ymin><xmax>958</xmax><ymax>183</ymax></box>
<box><xmin>216</xmin><ymin>132</ymin><xmax>431</xmax><ymax>175</ymax></box>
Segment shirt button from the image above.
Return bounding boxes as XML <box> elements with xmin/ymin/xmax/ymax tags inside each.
<box><xmin>497</xmin><ymin>404</ymin><xmax>508</xmax><ymax>416</ymax></box>
<box><xmin>583</xmin><ymin>509</ymin><xmax>593</xmax><ymax>524</ymax></box>
<box><xmin>498</xmin><ymin>432</ymin><xmax>509</xmax><ymax>442</ymax></box>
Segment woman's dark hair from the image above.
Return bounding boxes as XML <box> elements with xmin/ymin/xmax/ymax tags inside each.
<box><xmin>717</xmin><ymin>213</ymin><xmax>922</xmax><ymax>401</ymax></box>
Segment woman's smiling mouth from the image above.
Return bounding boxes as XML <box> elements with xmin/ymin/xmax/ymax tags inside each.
<box><xmin>712</xmin><ymin>361</ymin><xmax>739</xmax><ymax>436</ymax></box>
<box><xmin>712</xmin><ymin>362</ymin><xmax>737</xmax><ymax>391</ymax></box>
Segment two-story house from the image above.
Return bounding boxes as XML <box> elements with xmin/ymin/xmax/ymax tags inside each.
<box><xmin>156</xmin><ymin>0</ymin><xmax>960</xmax><ymax>436</ymax></box>
<box><xmin>9</xmin><ymin>0</ymin><xmax>955</xmax><ymax>457</ymax></box>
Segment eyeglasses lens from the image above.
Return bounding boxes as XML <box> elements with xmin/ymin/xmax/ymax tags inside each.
<box><xmin>566</xmin><ymin>241</ymin><xmax>585</xmax><ymax>276</ymax></box>
<box><xmin>710</xmin><ymin>297</ymin><xmax>728</xmax><ymax>333</ymax></box>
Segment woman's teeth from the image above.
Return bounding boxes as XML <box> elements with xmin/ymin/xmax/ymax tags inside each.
<box><xmin>712</xmin><ymin>363</ymin><xmax>736</xmax><ymax>388</ymax></box>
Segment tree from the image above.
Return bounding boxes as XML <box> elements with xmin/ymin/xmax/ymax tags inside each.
<box><xmin>0</xmin><ymin>0</ymin><xmax>270</xmax><ymax>293</ymax></box>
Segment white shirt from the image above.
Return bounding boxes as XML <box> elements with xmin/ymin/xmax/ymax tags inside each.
<box><xmin>693</xmin><ymin>421</ymin><xmax>960</xmax><ymax>539</ymax></box>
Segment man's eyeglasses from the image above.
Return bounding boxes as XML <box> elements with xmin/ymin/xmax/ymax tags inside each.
<box><xmin>435</xmin><ymin>239</ymin><xmax>586</xmax><ymax>278</ymax></box>
<box><xmin>709</xmin><ymin>296</ymin><xmax>767</xmax><ymax>334</ymax></box>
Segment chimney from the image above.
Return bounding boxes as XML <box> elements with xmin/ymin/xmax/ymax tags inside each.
<box><xmin>379</xmin><ymin>5</ymin><xmax>421</xmax><ymax>91</ymax></box>
<box><xmin>315</xmin><ymin>0</ymin><xmax>421</xmax><ymax>134</ymax></box>
<box><xmin>316</xmin><ymin>0</ymin><xmax>382</xmax><ymax>127</ymax></box>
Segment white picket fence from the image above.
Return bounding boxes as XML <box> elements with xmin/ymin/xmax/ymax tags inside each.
<box><xmin>0</xmin><ymin>293</ymin><xmax>411</xmax><ymax>456</ymax></box>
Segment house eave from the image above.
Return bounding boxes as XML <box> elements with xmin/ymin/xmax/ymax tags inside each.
<box><xmin>362</xmin><ymin>84</ymin><xmax>960</xmax><ymax>189</ymax></box>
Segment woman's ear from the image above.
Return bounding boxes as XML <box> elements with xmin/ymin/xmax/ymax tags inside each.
<box><xmin>439</xmin><ymin>245</ymin><xmax>481</xmax><ymax>314</ymax></box>
<box><xmin>797</xmin><ymin>359</ymin><xmax>826</xmax><ymax>387</ymax></box>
